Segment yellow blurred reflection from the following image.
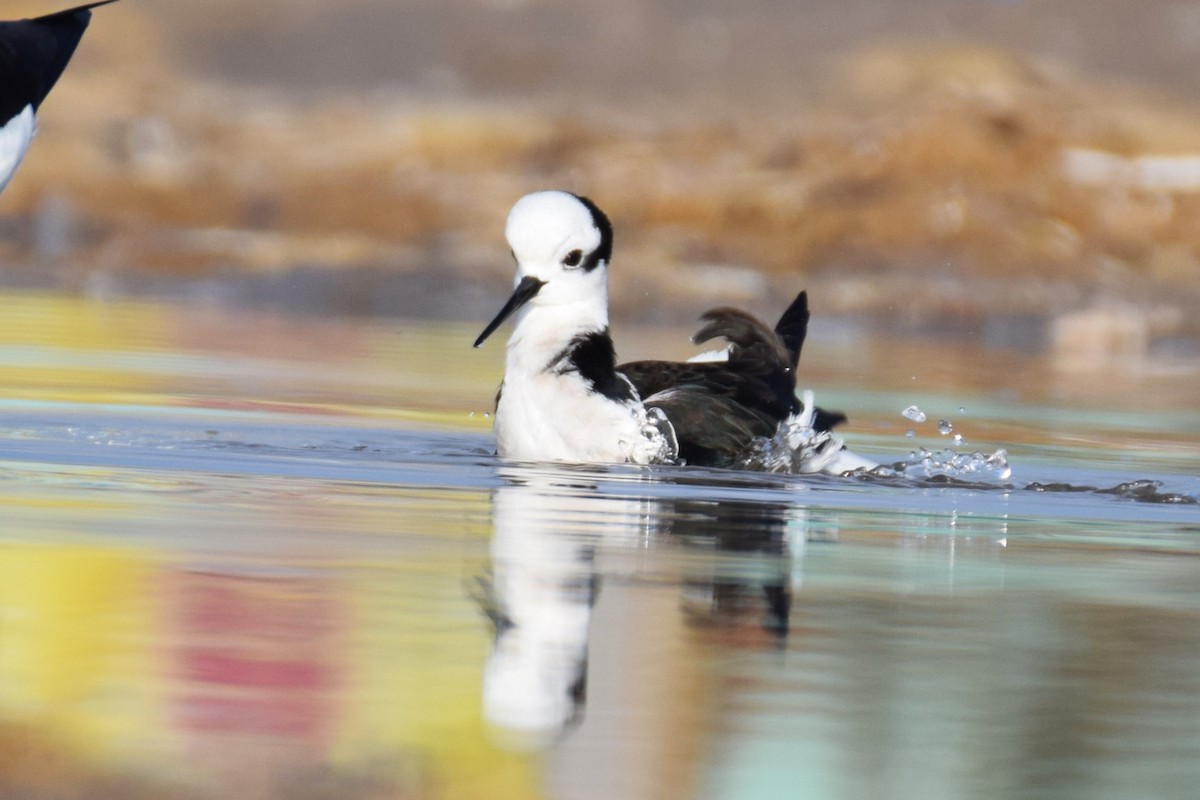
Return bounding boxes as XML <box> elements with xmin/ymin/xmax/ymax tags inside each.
<box><xmin>0</xmin><ymin>541</ymin><xmax>539</xmax><ymax>799</ymax></box>
<box><xmin>0</xmin><ymin>292</ymin><xmax>173</xmax><ymax>404</ymax></box>
<box><xmin>0</xmin><ymin>289</ymin><xmax>501</xmax><ymax>419</ymax></box>
<box><xmin>0</xmin><ymin>544</ymin><xmax>162</xmax><ymax>759</ymax></box>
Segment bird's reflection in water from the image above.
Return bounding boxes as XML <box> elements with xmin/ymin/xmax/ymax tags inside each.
<box><xmin>478</xmin><ymin>467</ymin><xmax>805</xmax><ymax>746</ymax></box>
<box><xmin>477</xmin><ymin>470</ymin><xmax>630</xmax><ymax>746</ymax></box>
<box><xmin>665</xmin><ymin>497</ymin><xmax>802</xmax><ymax>639</ymax></box>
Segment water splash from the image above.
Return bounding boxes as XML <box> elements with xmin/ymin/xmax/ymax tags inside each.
<box><xmin>896</xmin><ymin>446</ymin><xmax>1012</xmax><ymax>483</ymax></box>
<box><xmin>741</xmin><ymin>390</ymin><xmax>878</xmax><ymax>475</ymax></box>
<box><xmin>622</xmin><ymin>406</ymin><xmax>679</xmax><ymax>466</ymax></box>
<box><xmin>743</xmin><ymin>418</ymin><xmax>847</xmax><ymax>474</ymax></box>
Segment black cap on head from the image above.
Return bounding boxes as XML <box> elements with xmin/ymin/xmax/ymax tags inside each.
<box><xmin>569</xmin><ymin>194</ymin><xmax>613</xmax><ymax>272</ymax></box>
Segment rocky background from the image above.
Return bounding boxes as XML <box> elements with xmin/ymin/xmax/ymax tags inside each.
<box><xmin>3</xmin><ymin>0</ymin><xmax>1199</xmax><ymax>358</ymax></box>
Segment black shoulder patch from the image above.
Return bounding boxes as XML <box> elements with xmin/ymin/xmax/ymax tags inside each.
<box><xmin>570</xmin><ymin>194</ymin><xmax>613</xmax><ymax>272</ymax></box>
<box><xmin>552</xmin><ymin>329</ymin><xmax>634</xmax><ymax>403</ymax></box>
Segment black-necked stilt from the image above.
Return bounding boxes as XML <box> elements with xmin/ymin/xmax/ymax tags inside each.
<box><xmin>474</xmin><ymin>190</ymin><xmax>874</xmax><ymax>473</ymax></box>
<box><xmin>0</xmin><ymin>0</ymin><xmax>118</xmax><ymax>193</ymax></box>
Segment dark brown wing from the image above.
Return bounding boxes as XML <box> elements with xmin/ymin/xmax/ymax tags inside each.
<box><xmin>693</xmin><ymin>306</ymin><xmax>791</xmax><ymax>372</ymax></box>
<box><xmin>622</xmin><ymin>303</ymin><xmax>798</xmax><ymax>423</ymax></box>
<box><xmin>641</xmin><ymin>386</ymin><xmax>775</xmax><ymax>467</ymax></box>
<box><xmin>619</xmin><ymin>305</ymin><xmax>796</xmax><ymax>466</ymax></box>
<box><xmin>618</xmin><ymin>290</ymin><xmax>850</xmax><ymax>466</ymax></box>
<box><xmin>621</xmin><ymin>358</ymin><xmax>795</xmax><ymax>422</ymax></box>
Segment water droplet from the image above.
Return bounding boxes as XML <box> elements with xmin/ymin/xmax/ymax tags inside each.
<box><xmin>468</xmin><ymin>411</ymin><xmax>476</xmax><ymax>418</ymax></box>
<box><xmin>953</xmin><ymin>433</ymin><xmax>964</xmax><ymax>445</ymax></box>
<box><xmin>902</xmin><ymin>405</ymin><xmax>927</xmax><ymax>423</ymax></box>
<box><xmin>905</xmin><ymin>429</ymin><xmax>915</xmax><ymax>438</ymax></box>
<box><xmin>986</xmin><ymin>449</ymin><xmax>1012</xmax><ymax>480</ymax></box>
<box><xmin>937</xmin><ymin>419</ymin><xmax>954</xmax><ymax>435</ymax></box>
<box><xmin>958</xmin><ymin>406</ymin><xmax>966</xmax><ymax>414</ymax></box>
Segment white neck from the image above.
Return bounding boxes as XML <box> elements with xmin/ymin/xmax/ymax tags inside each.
<box><xmin>505</xmin><ymin>297</ymin><xmax>610</xmax><ymax>376</ymax></box>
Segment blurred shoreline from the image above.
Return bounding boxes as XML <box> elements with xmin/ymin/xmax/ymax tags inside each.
<box><xmin>1</xmin><ymin>1</ymin><xmax>1198</xmax><ymax>360</ymax></box>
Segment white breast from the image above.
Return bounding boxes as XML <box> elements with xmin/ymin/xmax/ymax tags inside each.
<box><xmin>493</xmin><ymin>304</ymin><xmax>669</xmax><ymax>463</ymax></box>
<box><xmin>495</xmin><ymin>368</ymin><xmax>647</xmax><ymax>463</ymax></box>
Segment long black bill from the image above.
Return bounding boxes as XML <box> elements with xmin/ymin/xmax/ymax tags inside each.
<box><xmin>473</xmin><ymin>275</ymin><xmax>547</xmax><ymax>348</ymax></box>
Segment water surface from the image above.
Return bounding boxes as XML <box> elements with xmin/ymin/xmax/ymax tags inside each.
<box><xmin>1</xmin><ymin>291</ymin><xmax>1198</xmax><ymax>800</ymax></box>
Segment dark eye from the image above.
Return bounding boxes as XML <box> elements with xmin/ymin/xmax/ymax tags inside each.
<box><xmin>562</xmin><ymin>249</ymin><xmax>583</xmax><ymax>267</ymax></box>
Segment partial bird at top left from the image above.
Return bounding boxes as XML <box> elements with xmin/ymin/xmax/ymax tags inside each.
<box><xmin>0</xmin><ymin>1</ymin><xmax>119</xmax><ymax>193</ymax></box>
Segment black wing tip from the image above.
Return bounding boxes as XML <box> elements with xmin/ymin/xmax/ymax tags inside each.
<box><xmin>773</xmin><ymin>288</ymin><xmax>811</xmax><ymax>369</ymax></box>
<box><xmin>34</xmin><ymin>0</ymin><xmax>120</xmax><ymax>21</ymax></box>
<box><xmin>774</xmin><ymin>290</ymin><xmax>810</xmax><ymax>330</ymax></box>
<box><xmin>813</xmin><ymin>406</ymin><xmax>848</xmax><ymax>431</ymax></box>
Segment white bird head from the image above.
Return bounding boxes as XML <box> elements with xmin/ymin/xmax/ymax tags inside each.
<box><xmin>474</xmin><ymin>191</ymin><xmax>613</xmax><ymax>348</ymax></box>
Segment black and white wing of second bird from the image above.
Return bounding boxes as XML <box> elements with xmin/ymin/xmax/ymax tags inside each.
<box><xmin>0</xmin><ymin>0</ymin><xmax>119</xmax><ymax>193</ymax></box>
